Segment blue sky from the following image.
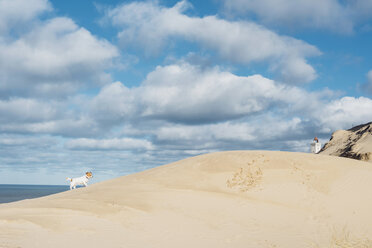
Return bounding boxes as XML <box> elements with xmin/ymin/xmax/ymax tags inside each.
<box><xmin>1</xmin><ymin>0</ymin><xmax>372</xmax><ymax>185</ymax></box>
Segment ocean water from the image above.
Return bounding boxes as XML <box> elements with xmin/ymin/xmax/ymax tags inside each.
<box><xmin>0</xmin><ymin>184</ymin><xmax>69</xmax><ymax>204</ymax></box>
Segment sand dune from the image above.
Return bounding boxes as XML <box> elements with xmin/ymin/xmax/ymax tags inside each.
<box><xmin>320</xmin><ymin>122</ymin><xmax>372</xmax><ymax>162</ymax></box>
<box><xmin>1</xmin><ymin>151</ymin><xmax>372</xmax><ymax>248</ymax></box>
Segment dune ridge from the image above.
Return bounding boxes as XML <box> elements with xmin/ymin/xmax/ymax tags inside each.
<box><xmin>1</xmin><ymin>151</ymin><xmax>372</xmax><ymax>248</ymax></box>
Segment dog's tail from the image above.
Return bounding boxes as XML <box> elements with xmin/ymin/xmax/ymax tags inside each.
<box><xmin>66</xmin><ymin>177</ymin><xmax>72</xmax><ymax>182</ymax></box>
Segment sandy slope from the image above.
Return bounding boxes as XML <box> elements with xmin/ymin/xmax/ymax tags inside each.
<box><xmin>1</xmin><ymin>151</ymin><xmax>372</xmax><ymax>248</ymax></box>
<box><xmin>320</xmin><ymin>122</ymin><xmax>372</xmax><ymax>162</ymax></box>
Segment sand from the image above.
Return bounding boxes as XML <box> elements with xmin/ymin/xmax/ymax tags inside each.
<box><xmin>320</xmin><ymin>122</ymin><xmax>372</xmax><ymax>162</ymax></box>
<box><xmin>1</xmin><ymin>151</ymin><xmax>372</xmax><ymax>248</ymax></box>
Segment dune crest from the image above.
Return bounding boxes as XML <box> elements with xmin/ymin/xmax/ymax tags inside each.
<box><xmin>1</xmin><ymin>151</ymin><xmax>372</xmax><ymax>248</ymax></box>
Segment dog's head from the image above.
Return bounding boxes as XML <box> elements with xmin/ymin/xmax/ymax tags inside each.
<box><xmin>86</xmin><ymin>171</ymin><xmax>93</xmax><ymax>178</ymax></box>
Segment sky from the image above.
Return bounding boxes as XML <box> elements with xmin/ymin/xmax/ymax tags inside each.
<box><xmin>0</xmin><ymin>0</ymin><xmax>372</xmax><ymax>185</ymax></box>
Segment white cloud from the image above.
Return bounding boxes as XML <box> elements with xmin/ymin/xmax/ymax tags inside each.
<box><xmin>0</xmin><ymin>5</ymin><xmax>119</xmax><ymax>98</ymax></box>
<box><xmin>0</xmin><ymin>134</ymin><xmax>56</xmax><ymax>147</ymax></box>
<box><xmin>139</xmin><ymin>64</ymin><xmax>282</xmax><ymax>123</ymax></box>
<box><xmin>221</xmin><ymin>0</ymin><xmax>372</xmax><ymax>33</ymax></box>
<box><xmin>91</xmin><ymin>63</ymin><xmax>317</xmax><ymax>125</ymax></box>
<box><xmin>317</xmin><ymin>96</ymin><xmax>372</xmax><ymax>131</ymax></box>
<box><xmin>0</xmin><ymin>105</ymin><xmax>101</xmax><ymax>137</ymax></box>
<box><xmin>155</xmin><ymin>122</ymin><xmax>255</xmax><ymax>143</ymax></box>
<box><xmin>3</xmin><ymin>62</ymin><xmax>370</xmax><ymax>156</ymax></box>
<box><xmin>123</xmin><ymin>94</ymin><xmax>372</xmax><ymax>154</ymax></box>
<box><xmin>4</xmin><ymin>118</ymin><xmax>100</xmax><ymax>137</ymax></box>
<box><xmin>0</xmin><ymin>95</ymin><xmax>102</xmax><ymax>137</ymax></box>
<box><xmin>221</xmin><ymin>0</ymin><xmax>350</xmax><ymax>33</ymax></box>
<box><xmin>0</xmin><ymin>0</ymin><xmax>51</xmax><ymax>34</ymax></box>
<box><xmin>270</xmin><ymin>56</ymin><xmax>317</xmax><ymax>84</ymax></box>
<box><xmin>123</xmin><ymin>115</ymin><xmax>311</xmax><ymax>153</ymax></box>
<box><xmin>4</xmin><ymin>59</ymin><xmax>369</xmax><ymax>164</ymax></box>
<box><xmin>151</xmin><ymin>117</ymin><xmax>305</xmax><ymax>149</ymax></box>
<box><xmin>107</xmin><ymin>0</ymin><xmax>320</xmax><ymax>84</ymax></box>
<box><xmin>88</xmin><ymin>62</ymin><xmax>372</xmax><ymax>155</ymax></box>
<box><xmin>90</xmin><ymin>82</ymin><xmax>137</xmax><ymax>125</ymax></box>
<box><xmin>88</xmin><ymin>62</ymin><xmax>343</xmax><ymax>153</ymax></box>
<box><xmin>65</xmin><ymin>137</ymin><xmax>153</xmax><ymax>151</ymax></box>
<box><xmin>0</xmin><ymin>98</ymin><xmax>58</xmax><ymax>123</ymax></box>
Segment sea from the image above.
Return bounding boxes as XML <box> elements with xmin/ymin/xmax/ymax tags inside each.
<box><xmin>0</xmin><ymin>184</ymin><xmax>69</xmax><ymax>204</ymax></box>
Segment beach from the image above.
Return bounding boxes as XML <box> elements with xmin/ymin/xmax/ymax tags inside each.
<box><xmin>1</xmin><ymin>151</ymin><xmax>372</xmax><ymax>247</ymax></box>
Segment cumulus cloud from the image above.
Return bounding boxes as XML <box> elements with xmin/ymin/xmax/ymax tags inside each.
<box><xmin>117</xmin><ymin>114</ymin><xmax>315</xmax><ymax>154</ymax></box>
<box><xmin>0</xmin><ymin>134</ymin><xmax>56</xmax><ymax>147</ymax></box>
<box><xmin>90</xmin><ymin>63</ymin><xmax>319</xmax><ymax>125</ymax></box>
<box><xmin>0</xmin><ymin>0</ymin><xmax>51</xmax><ymax>34</ymax></box>
<box><xmin>87</xmin><ymin>62</ymin><xmax>346</xmax><ymax>154</ymax></box>
<box><xmin>139</xmin><ymin>64</ymin><xmax>284</xmax><ymax>123</ymax></box>
<box><xmin>221</xmin><ymin>0</ymin><xmax>372</xmax><ymax>33</ymax></box>
<box><xmin>106</xmin><ymin>0</ymin><xmax>320</xmax><ymax>84</ymax></box>
<box><xmin>3</xmin><ymin>62</ymin><xmax>370</xmax><ymax>157</ymax></box>
<box><xmin>0</xmin><ymin>98</ymin><xmax>58</xmax><ymax>123</ymax></box>
<box><xmin>0</xmin><ymin>95</ymin><xmax>103</xmax><ymax>137</ymax></box>
<box><xmin>90</xmin><ymin>82</ymin><xmax>137</xmax><ymax>125</ymax></box>
<box><xmin>0</xmin><ymin>3</ymin><xmax>119</xmax><ymax>98</ymax></box>
<box><xmin>152</xmin><ymin>119</ymin><xmax>302</xmax><ymax>148</ymax></box>
<box><xmin>65</xmin><ymin>137</ymin><xmax>153</xmax><ymax>151</ymax></box>
<box><xmin>155</xmin><ymin>122</ymin><xmax>255</xmax><ymax>144</ymax></box>
<box><xmin>316</xmin><ymin>96</ymin><xmax>372</xmax><ymax>132</ymax></box>
<box><xmin>124</xmin><ymin>94</ymin><xmax>372</xmax><ymax>154</ymax></box>
<box><xmin>88</xmin><ymin>62</ymin><xmax>372</xmax><ymax>155</ymax></box>
<box><xmin>270</xmin><ymin>56</ymin><xmax>317</xmax><ymax>84</ymax></box>
<box><xmin>0</xmin><ymin>116</ymin><xmax>102</xmax><ymax>138</ymax></box>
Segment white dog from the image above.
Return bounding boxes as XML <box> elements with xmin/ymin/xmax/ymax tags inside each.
<box><xmin>66</xmin><ymin>172</ymin><xmax>93</xmax><ymax>190</ymax></box>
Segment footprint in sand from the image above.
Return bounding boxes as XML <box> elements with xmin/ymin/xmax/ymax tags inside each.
<box><xmin>290</xmin><ymin>162</ymin><xmax>313</xmax><ymax>185</ymax></box>
<box><xmin>226</xmin><ymin>162</ymin><xmax>263</xmax><ymax>192</ymax></box>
